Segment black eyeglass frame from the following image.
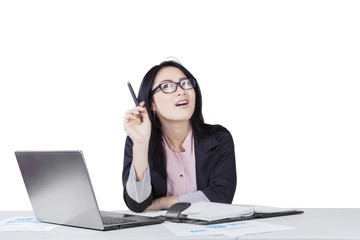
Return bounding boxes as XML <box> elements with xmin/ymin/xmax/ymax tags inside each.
<box><xmin>151</xmin><ymin>78</ymin><xmax>196</xmax><ymax>95</ymax></box>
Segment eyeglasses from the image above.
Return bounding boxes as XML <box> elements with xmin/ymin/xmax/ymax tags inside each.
<box><xmin>152</xmin><ymin>78</ymin><xmax>196</xmax><ymax>95</ymax></box>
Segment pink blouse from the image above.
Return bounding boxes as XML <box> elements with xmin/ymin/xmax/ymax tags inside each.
<box><xmin>163</xmin><ymin>129</ymin><xmax>198</xmax><ymax>196</ymax></box>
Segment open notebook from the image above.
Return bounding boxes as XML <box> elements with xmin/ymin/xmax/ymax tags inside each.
<box><xmin>163</xmin><ymin>202</ymin><xmax>303</xmax><ymax>225</ymax></box>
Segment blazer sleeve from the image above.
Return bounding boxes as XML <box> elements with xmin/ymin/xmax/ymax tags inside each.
<box><xmin>200</xmin><ymin>130</ymin><xmax>237</xmax><ymax>204</ymax></box>
<box><xmin>122</xmin><ymin>136</ymin><xmax>153</xmax><ymax>212</ymax></box>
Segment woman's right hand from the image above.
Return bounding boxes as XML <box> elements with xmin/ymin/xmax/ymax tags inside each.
<box><xmin>123</xmin><ymin>101</ymin><xmax>152</xmax><ymax>146</ymax></box>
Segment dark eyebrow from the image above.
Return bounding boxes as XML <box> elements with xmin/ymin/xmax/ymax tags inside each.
<box><xmin>159</xmin><ymin>79</ymin><xmax>173</xmax><ymax>84</ymax></box>
<box><xmin>159</xmin><ymin>77</ymin><xmax>188</xmax><ymax>84</ymax></box>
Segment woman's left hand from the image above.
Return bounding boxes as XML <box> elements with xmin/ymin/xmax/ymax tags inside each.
<box><xmin>146</xmin><ymin>196</ymin><xmax>179</xmax><ymax>211</ymax></box>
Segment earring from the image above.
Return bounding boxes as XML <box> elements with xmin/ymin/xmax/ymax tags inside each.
<box><xmin>153</xmin><ymin>110</ymin><xmax>156</xmax><ymax>120</ymax></box>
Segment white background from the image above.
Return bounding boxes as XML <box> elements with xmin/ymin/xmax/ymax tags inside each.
<box><xmin>1</xmin><ymin>0</ymin><xmax>359</xmax><ymax>210</ymax></box>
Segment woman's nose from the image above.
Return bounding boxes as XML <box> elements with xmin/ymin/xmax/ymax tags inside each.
<box><xmin>176</xmin><ymin>87</ymin><xmax>186</xmax><ymax>95</ymax></box>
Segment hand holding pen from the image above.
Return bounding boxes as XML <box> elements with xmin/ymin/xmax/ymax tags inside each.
<box><xmin>124</xmin><ymin>82</ymin><xmax>151</xmax><ymax>145</ymax></box>
<box><xmin>127</xmin><ymin>82</ymin><xmax>143</xmax><ymax>122</ymax></box>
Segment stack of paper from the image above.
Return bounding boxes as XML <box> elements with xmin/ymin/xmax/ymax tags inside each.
<box><xmin>181</xmin><ymin>202</ymin><xmax>254</xmax><ymax>221</ymax></box>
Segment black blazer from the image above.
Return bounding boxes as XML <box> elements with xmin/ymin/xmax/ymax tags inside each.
<box><xmin>122</xmin><ymin>124</ymin><xmax>237</xmax><ymax>213</ymax></box>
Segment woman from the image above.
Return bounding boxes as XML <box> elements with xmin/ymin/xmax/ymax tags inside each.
<box><xmin>123</xmin><ymin>60</ymin><xmax>236</xmax><ymax>213</ymax></box>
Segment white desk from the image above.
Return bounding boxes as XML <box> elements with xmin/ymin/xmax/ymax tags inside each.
<box><xmin>1</xmin><ymin>209</ymin><xmax>360</xmax><ymax>239</ymax></box>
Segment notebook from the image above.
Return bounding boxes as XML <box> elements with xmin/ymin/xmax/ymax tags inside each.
<box><xmin>15</xmin><ymin>151</ymin><xmax>164</xmax><ymax>231</ymax></box>
<box><xmin>164</xmin><ymin>201</ymin><xmax>303</xmax><ymax>225</ymax></box>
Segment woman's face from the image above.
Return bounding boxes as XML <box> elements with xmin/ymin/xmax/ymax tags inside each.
<box><xmin>151</xmin><ymin>66</ymin><xmax>196</xmax><ymax>124</ymax></box>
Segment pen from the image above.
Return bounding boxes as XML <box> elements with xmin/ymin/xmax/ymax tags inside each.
<box><xmin>127</xmin><ymin>81</ymin><xmax>143</xmax><ymax>122</ymax></box>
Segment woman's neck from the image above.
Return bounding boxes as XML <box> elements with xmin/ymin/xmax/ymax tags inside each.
<box><xmin>162</xmin><ymin>121</ymin><xmax>191</xmax><ymax>152</ymax></box>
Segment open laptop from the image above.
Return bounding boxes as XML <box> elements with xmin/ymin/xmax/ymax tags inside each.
<box><xmin>15</xmin><ymin>151</ymin><xmax>164</xmax><ymax>230</ymax></box>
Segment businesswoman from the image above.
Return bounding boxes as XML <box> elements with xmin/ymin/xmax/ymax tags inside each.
<box><xmin>123</xmin><ymin>60</ymin><xmax>236</xmax><ymax>212</ymax></box>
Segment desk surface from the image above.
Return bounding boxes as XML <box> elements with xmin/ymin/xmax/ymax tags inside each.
<box><xmin>1</xmin><ymin>208</ymin><xmax>360</xmax><ymax>240</ymax></box>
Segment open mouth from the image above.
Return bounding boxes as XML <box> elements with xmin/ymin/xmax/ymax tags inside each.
<box><xmin>175</xmin><ymin>100</ymin><xmax>188</xmax><ymax>107</ymax></box>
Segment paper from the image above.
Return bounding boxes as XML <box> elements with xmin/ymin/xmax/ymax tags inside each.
<box><xmin>163</xmin><ymin>220</ymin><xmax>295</xmax><ymax>238</ymax></box>
<box><xmin>251</xmin><ymin>205</ymin><xmax>297</xmax><ymax>214</ymax></box>
<box><xmin>204</xmin><ymin>220</ymin><xmax>295</xmax><ymax>238</ymax></box>
<box><xmin>0</xmin><ymin>217</ymin><xmax>57</xmax><ymax>231</ymax></box>
<box><xmin>181</xmin><ymin>201</ymin><xmax>254</xmax><ymax>221</ymax></box>
<box><xmin>163</xmin><ymin>222</ymin><xmax>221</xmax><ymax>237</ymax></box>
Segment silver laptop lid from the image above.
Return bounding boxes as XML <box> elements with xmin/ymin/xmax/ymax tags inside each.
<box><xmin>15</xmin><ymin>151</ymin><xmax>104</xmax><ymax>230</ymax></box>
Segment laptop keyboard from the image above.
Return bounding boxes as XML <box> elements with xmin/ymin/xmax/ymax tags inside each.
<box><xmin>101</xmin><ymin>216</ymin><xmax>136</xmax><ymax>225</ymax></box>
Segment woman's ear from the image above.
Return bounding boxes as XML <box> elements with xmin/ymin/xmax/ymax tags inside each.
<box><xmin>150</xmin><ymin>102</ymin><xmax>156</xmax><ymax>111</ymax></box>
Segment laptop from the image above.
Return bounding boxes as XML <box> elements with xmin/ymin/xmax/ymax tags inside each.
<box><xmin>15</xmin><ymin>151</ymin><xmax>164</xmax><ymax>230</ymax></box>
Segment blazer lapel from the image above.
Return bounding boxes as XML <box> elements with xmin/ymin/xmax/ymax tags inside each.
<box><xmin>194</xmin><ymin>132</ymin><xmax>221</xmax><ymax>190</ymax></box>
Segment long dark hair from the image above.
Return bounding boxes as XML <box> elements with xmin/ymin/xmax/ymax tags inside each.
<box><xmin>137</xmin><ymin>60</ymin><xmax>205</xmax><ymax>167</ymax></box>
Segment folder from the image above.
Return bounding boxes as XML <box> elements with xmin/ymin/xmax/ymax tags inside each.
<box><xmin>164</xmin><ymin>202</ymin><xmax>304</xmax><ymax>225</ymax></box>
